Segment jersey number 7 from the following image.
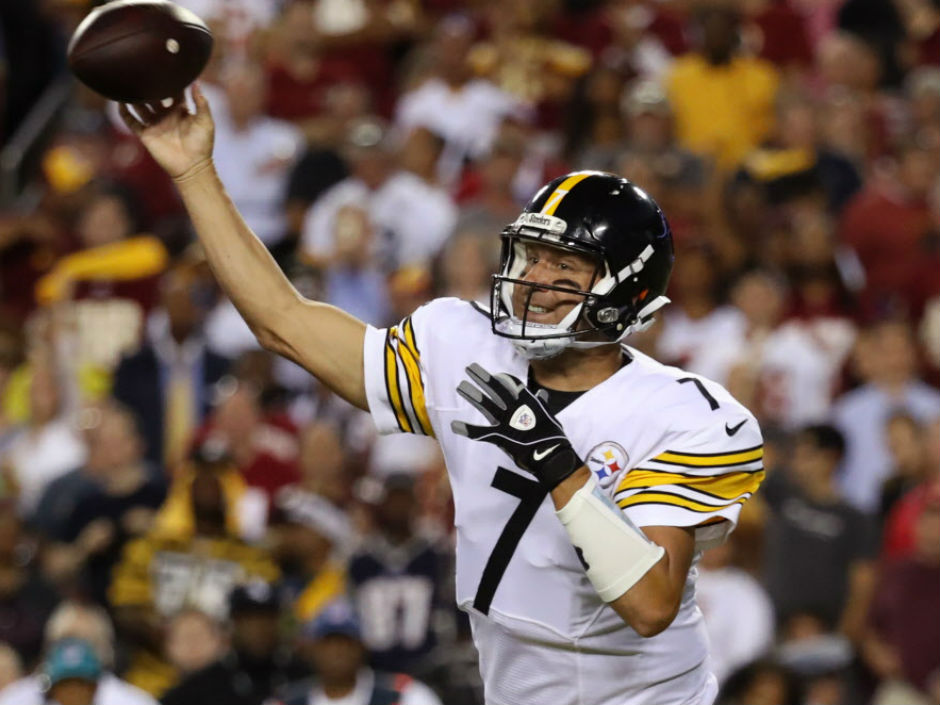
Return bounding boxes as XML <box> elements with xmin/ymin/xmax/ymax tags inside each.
<box><xmin>473</xmin><ymin>467</ymin><xmax>546</xmax><ymax>615</ymax></box>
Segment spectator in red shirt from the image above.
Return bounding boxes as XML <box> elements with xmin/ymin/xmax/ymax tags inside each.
<box><xmin>838</xmin><ymin>140</ymin><xmax>938</xmax><ymax>318</ymax></box>
<box><xmin>197</xmin><ymin>378</ymin><xmax>299</xmax><ymax>503</ymax></box>
<box><xmin>862</xmin><ymin>487</ymin><xmax>940</xmax><ymax>701</ymax></box>
<box><xmin>264</xmin><ymin>2</ymin><xmax>361</xmax><ymax>125</ymax></box>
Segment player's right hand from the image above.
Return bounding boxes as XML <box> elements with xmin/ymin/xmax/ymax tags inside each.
<box><xmin>118</xmin><ymin>83</ymin><xmax>215</xmax><ymax>181</ymax></box>
<box><xmin>451</xmin><ymin>363</ymin><xmax>583</xmax><ymax>490</ymax></box>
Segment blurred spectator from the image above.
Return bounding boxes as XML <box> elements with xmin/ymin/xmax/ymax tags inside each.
<box><xmin>161</xmin><ymin>581</ymin><xmax>307</xmax><ymax>705</ymax></box>
<box><xmin>0</xmin><ymin>506</ymin><xmax>58</xmax><ymax>670</ymax></box>
<box><xmin>832</xmin><ymin>319</ymin><xmax>940</xmax><ymax>513</ymax></box>
<box><xmin>196</xmin><ymin>378</ymin><xmax>299</xmax><ymax>503</ymax></box>
<box><xmin>1</xmin><ymin>354</ymin><xmax>86</xmax><ymax>516</ymax></box>
<box><xmin>112</xmin><ymin>262</ymin><xmax>230</xmax><ymax>471</ymax></box>
<box><xmin>295</xmin><ymin>421</ymin><xmax>351</xmax><ymax>507</ymax></box>
<box><xmin>774</xmin><ymin>611</ymin><xmax>855</xmax><ymax>705</ymax></box>
<box><xmin>612</xmin><ymin>81</ymin><xmax>708</xmax><ymax>233</ymax></box>
<box><xmin>264</xmin><ymin>2</ymin><xmax>360</xmax><ymax>126</ymax></box>
<box><xmin>0</xmin><ymin>601</ymin><xmax>157</xmax><ymax>705</ymax></box>
<box><xmin>563</xmin><ymin>64</ymin><xmax>628</xmax><ymax>163</ymax></box>
<box><xmin>272</xmin><ymin>486</ymin><xmax>351</xmax><ymax>624</ymax></box>
<box><xmin>349</xmin><ymin>474</ymin><xmax>450</xmax><ymax>676</ymax></box>
<box><xmin>34</xmin><ymin>183</ymin><xmax>168</xmax><ymax>374</ymax></box>
<box><xmin>0</xmin><ymin>210</ymin><xmax>64</xmax><ymax>326</ymax></box>
<box><xmin>745</xmin><ymin>0</ymin><xmax>813</xmax><ymax>75</ymax></box>
<box><xmin>109</xmin><ymin>457</ymin><xmax>277</xmax><ymax>696</ymax></box>
<box><xmin>174</xmin><ymin>0</ymin><xmax>278</xmax><ymax>70</ymax></box>
<box><xmin>882</xmin><ymin>426</ymin><xmax>940</xmax><ymax>560</ymax></box>
<box><xmin>396</xmin><ymin>14</ymin><xmax>527</xmax><ymax>186</ymax></box>
<box><xmin>41</xmin><ymin>401</ymin><xmax>166</xmax><ymax>604</ymax></box>
<box><xmin>666</xmin><ymin>5</ymin><xmax>780</xmax><ymax>170</ymax></box>
<box><xmin>468</xmin><ymin>1</ymin><xmax>590</xmax><ymax>130</ymax></box>
<box><xmin>206</xmin><ymin>64</ymin><xmax>304</xmax><ymax>251</ymax></box>
<box><xmin>717</xmin><ymin>658</ymin><xmax>800</xmax><ymax>705</ymax></box>
<box><xmin>437</xmin><ymin>231</ymin><xmax>498</xmax><ymax>305</ymax></box>
<box><xmin>762</xmin><ymin>424</ymin><xmax>878</xmax><ymax>641</ymax></box>
<box><xmin>692</xmin><ymin>269</ymin><xmax>852</xmax><ymax>429</ymax></box>
<box><xmin>656</xmin><ymin>244</ymin><xmax>740</xmax><ymax>370</ymax></box>
<box><xmin>906</xmin><ymin>67</ymin><xmax>940</xmax><ymax>136</ymax></box>
<box><xmin>163</xmin><ymin>609</ymin><xmax>225</xmax><ymax>680</ymax></box>
<box><xmin>879</xmin><ymin>412</ymin><xmax>929</xmax><ymax>520</ymax></box>
<box><xmin>36</xmin><ymin>638</ymin><xmax>102</xmax><ymax>705</ymax></box>
<box><xmin>453</xmin><ymin>126</ymin><xmax>527</xmax><ymax>233</ymax></box>
<box><xmin>282</xmin><ymin>84</ymin><xmax>360</xmax><ymax>238</ymax></box>
<box><xmin>299</xmin><ymin>118</ymin><xmax>456</xmax><ymax>323</ymax></box>
<box><xmin>0</xmin><ymin>644</ymin><xmax>20</xmax><ymax>692</ymax></box>
<box><xmin>743</xmin><ymin>92</ymin><xmax>862</xmax><ymax>214</ymax></box>
<box><xmin>838</xmin><ymin>140</ymin><xmax>939</xmax><ymax>318</ymax></box>
<box><xmin>697</xmin><ymin>537</ymin><xmax>775</xmax><ymax>685</ymax></box>
<box><xmin>862</xmin><ymin>491</ymin><xmax>940</xmax><ymax>702</ymax></box>
<box><xmin>272</xmin><ymin>599</ymin><xmax>442</xmax><ymax>705</ymax></box>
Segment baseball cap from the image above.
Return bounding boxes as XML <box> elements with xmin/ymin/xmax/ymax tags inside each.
<box><xmin>302</xmin><ymin>600</ymin><xmax>361</xmax><ymax>641</ymax></box>
<box><xmin>228</xmin><ymin>580</ymin><xmax>281</xmax><ymax>615</ymax></box>
<box><xmin>43</xmin><ymin>638</ymin><xmax>102</xmax><ymax>687</ymax></box>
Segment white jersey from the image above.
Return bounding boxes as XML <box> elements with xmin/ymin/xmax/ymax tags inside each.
<box><xmin>363</xmin><ymin>298</ymin><xmax>764</xmax><ymax>705</ymax></box>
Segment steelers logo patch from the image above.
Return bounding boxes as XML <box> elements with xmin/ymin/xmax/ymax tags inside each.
<box><xmin>586</xmin><ymin>442</ymin><xmax>629</xmax><ymax>488</ymax></box>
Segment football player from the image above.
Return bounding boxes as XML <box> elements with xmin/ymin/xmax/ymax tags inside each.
<box><xmin>121</xmin><ymin>88</ymin><xmax>764</xmax><ymax>705</ymax></box>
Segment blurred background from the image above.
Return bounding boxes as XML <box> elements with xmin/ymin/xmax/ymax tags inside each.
<box><xmin>0</xmin><ymin>0</ymin><xmax>938</xmax><ymax>704</ymax></box>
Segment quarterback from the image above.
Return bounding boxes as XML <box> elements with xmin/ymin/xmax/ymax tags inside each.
<box><xmin>121</xmin><ymin>89</ymin><xmax>763</xmax><ymax>705</ymax></box>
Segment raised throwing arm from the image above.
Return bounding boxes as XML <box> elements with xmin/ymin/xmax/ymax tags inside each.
<box><xmin>120</xmin><ymin>87</ymin><xmax>368</xmax><ymax>409</ymax></box>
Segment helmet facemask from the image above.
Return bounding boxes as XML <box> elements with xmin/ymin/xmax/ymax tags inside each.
<box><xmin>491</xmin><ymin>225</ymin><xmax>669</xmax><ymax>360</ymax></box>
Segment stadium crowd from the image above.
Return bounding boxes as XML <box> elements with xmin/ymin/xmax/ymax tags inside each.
<box><xmin>0</xmin><ymin>0</ymin><xmax>938</xmax><ymax>703</ymax></box>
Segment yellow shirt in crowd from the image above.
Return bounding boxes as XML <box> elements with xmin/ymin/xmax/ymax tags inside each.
<box><xmin>666</xmin><ymin>53</ymin><xmax>780</xmax><ymax>170</ymax></box>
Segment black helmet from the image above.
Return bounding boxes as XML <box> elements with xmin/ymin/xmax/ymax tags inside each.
<box><xmin>491</xmin><ymin>171</ymin><xmax>674</xmax><ymax>359</ymax></box>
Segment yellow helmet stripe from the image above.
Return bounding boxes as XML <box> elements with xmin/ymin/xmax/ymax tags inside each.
<box><xmin>540</xmin><ymin>172</ymin><xmax>594</xmax><ymax>216</ymax></box>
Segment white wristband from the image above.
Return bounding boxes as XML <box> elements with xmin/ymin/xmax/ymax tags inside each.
<box><xmin>555</xmin><ymin>475</ymin><xmax>665</xmax><ymax>602</ymax></box>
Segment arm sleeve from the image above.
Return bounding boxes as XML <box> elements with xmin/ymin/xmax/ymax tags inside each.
<box><xmin>363</xmin><ymin>309</ymin><xmax>435</xmax><ymax>438</ymax></box>
<box><xmin>614</xmin><ymin>408</ymin><xmax>765</xmax><ymax>550</ymax></box>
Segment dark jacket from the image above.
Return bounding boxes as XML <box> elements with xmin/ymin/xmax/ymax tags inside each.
<box><xmin>160</xmin><ymin>650</ymin><xmax>308</xmax><ymax>705</ymax></box>
<box><xmin>112</xmin><ymin>343</ymin><xmax>229</xmax><ymax>468</ymax></box>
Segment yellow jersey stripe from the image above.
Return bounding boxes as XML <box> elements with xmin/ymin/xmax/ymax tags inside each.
<box><xmin>397</xmin><ymin>326</ymin><xmax>434</xmax><ymax>437</ymax></box>
<box><xmin>652</xmin><ymin>446</ymin><xmax>763</xmax><ymax>468</ymax></box>
<box><xmin>617</xmin><ymin>491</ymin><xmax>749</xmax><ymax>513</ymax></box>
<box><xmin>616</xmin><ymin>469</ymin><xmax>765</xmax><ymax>500</ymax></box>
<box><xmin>541</xmin><ymin>172</ymin><xmax>593</xmax><ymax>215</ymax></box>
<box><xmin>384</xmin><ymin>329</ymin><xmax>413</xmax><ymax>433</ymax></box>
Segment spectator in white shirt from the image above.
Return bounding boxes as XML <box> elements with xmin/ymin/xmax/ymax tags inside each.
<box><xmin>396</xmin><ymin>14</ymin><xmax>528</xmax><ymax>186</ymax></box>
<box><xmin>832</xmin><ymin>319</ymin><xmax>940</xmax><ymax>513</ymax></box>
<box><xmin>301</xmin><ymin>119</ymin><xmax>457</xmax><ymax>272</ymax></box>
<box><xmin>209</xmin><ymin>64</ymin><xmax>303</xmax><ymax>251</ymax></box>
<box><xmin>692</xmin><ymin>269</ymin><xmax>854</xmax><ymax>430</ymax></box>
<box><xmin>697</xmin><ymin>537</ymin><xmax>775</xmax><ymax>684</ymax></box>
<box><xmin>268</xmin><ymin>600</ymin><xmax>442</xmax><ymax>705</ymax></box>
<box><xmin>2</xmin><ymin>357</ymin><xmax>86</xmax><ymax>517</ymax></box>
<box><xmin>0</xmin><ymin>602</ymin><xmax>157</xmax><ymax>705</ymax></box>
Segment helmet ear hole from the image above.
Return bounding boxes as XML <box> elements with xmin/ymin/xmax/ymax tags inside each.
<box><xmin>597</xmin><ymin>307</ymin><xmax>619</xmax><ymax>324</ymax></box>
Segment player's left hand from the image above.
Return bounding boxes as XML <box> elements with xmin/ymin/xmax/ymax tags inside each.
<box><xmin>451</xmin><ymin>363</ymin><xmax>583</xmax><ymax>490</ymax></box>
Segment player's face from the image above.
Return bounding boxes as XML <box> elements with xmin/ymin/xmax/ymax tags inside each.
<box><xmin>512</xmin><ymin>242</ymin><xmax>598</xmax><ymax>326</ymax></box>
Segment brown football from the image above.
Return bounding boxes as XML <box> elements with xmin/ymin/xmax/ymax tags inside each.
<box><xmin>67</xmin><ymin>0</ymin><xmax>213</xmax><ymax>104</ymax></box>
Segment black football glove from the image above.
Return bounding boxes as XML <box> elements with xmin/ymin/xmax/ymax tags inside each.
<box><xmin>451</xmin><ymin>363</ymin><xmax>583</xmax><ymax>490</ymax></box>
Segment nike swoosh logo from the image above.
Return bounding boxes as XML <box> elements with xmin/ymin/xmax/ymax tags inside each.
<box><xmin>725</xmin><ymin>420</ymin><xmax>747</xmax><ymax>436</ymax></box>
<box><xmin>533</xmin><ymin>444</ymin><xmax>560</xmax><ymax>461</ymax></box>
